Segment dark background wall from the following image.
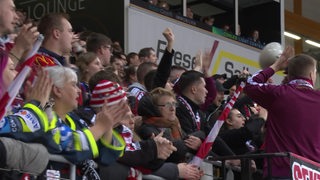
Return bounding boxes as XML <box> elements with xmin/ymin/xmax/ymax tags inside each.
<box><xmin>213</xmin><ymin>1</ymin><xmax>281</xmax><ymax>44</ymax></box>
<box><xmin>15</xmin><ymin>0</ymin><xmax>125</xmax><ymax>47</ymax></box>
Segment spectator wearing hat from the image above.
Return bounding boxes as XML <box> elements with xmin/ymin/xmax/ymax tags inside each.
<box><xmin>89</xmin><ymin>80</ymin><xmax>127</xmax><ymax>107</ymax></box>
<box><xmin>214</xmin><ymin>70</ymin><xmax>250</xmax><ymax>92</ymax></box>
<box><xmin>81</xmin><ymin>74</ymin><xmax>178</xmax><ymax>180</ymax></box>
<box><xmin>42</xmin><ymin>66</ymin><xmax>130</xmax><ymax>178</ymax></box>
<box><xmin>214</xmin><ymin>80</ymin><xmax>229</xmax><ymax>106</ymax></box>
<box><xmin>212</xmin><ymin>73</ymin><xmax>227</xmax><ymax>84</ymax></box>
<box><xmin>74</xmin><ymin>69</ymin><xmax>123</xmax><ymax>127</ymax></box>
<box><xmin>205</xmin><ymin>81</ymin><xmax>229</xmax><ymax>128</ymax></box>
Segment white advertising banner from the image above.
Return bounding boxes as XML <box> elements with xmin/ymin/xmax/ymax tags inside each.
<box><xmin>127</xmin><ymin>5</ymin><xmax>283</xmax><ymax>83</ymax></box>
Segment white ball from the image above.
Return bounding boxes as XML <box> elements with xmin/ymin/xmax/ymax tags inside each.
<box><xmin>259</xmin><ymin>42</ymin><xmax>283</xmax><ymax>69</ymax></box>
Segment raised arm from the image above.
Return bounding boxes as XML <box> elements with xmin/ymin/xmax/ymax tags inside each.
<box><xmin>152</xmin><ymin>28</ymin><xmax>175</xmax><ymax>90</ymax></box>
<box><xmin>10</xmin><ymin>23</ymin><xmax>39</xmax><ymax>65</ymax></box>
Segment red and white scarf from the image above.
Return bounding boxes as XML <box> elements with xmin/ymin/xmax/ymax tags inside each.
<box><xmin>177</xmin><ymin>96</ymin><xmax>201</xmax><ymax>130</ymax></box>
<box><xmin>0</xmin><ymin>35</ymin><xmax>43</xmax><ymax>119</ymax></box>
<box><xmin>289</xmin><ymin>79</ymin><xmax>313</xmax><ymax>89</ymax></box>
<box><xmin>190</xmin><ymin>81</ymin><xmax>245</xmax><ymax>166</ymax></box>
<box><xmin>120</xmin><ymin>125</ymin><xmax>141</xmax><ymax>151</ymax></box>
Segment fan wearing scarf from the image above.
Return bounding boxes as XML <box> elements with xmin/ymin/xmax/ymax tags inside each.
<box><xmin>137</xmin><ymin>87</ymin><xmax>203</xmax><ymax>180</ymax></box>
<box><xmin>244</xmin><ymin>47</ymin><xmax>320</xmax><ymax>179</ymax></box>
<box><xmin>81</xmin><ymin>77</ymin><xmax>177</xmax><ymax>180</ymax></box>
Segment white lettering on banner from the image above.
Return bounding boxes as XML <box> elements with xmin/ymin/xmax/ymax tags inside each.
<box><xmin>17</xmin><ymin>0</ymin><xmax>86</xmax><ymax>20</ymax></box>
<box><xmin>292</xmin><ymin>161</ymin><xmax>320</xmax><ymax>180</ymax></box>
<box><xmin>127</xmin><ymin>5</ymin><xmax>284</xmax><ymax>84</ymax></box>
<box><xmin>210</xmin><ymin>50</ymin><xmax>259</xmax><ymax>77</ymax></box>
<box><xmin>157</xmin><ymin>40</ymin><xmax>195</xmax><ymax>69</ymax></box>
<box><xmin>225</xmin><ymin>61</ymin><xmax>250</xmax><ymax>77</ymax></box>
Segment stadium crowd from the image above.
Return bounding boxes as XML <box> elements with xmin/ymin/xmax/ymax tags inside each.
<box><xmin>0</xmin><ymin>0</ymin><xmax>319</xmax><ymax>180</ymax></box>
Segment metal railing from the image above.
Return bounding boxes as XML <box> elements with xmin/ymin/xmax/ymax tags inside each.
<box><xmin>48</xmin><ymin>154</ymin><xmax>76</xmax><ymax>180</ymax></box>
<box><xmin>204</xmin><ymin>152</ymin><xmax>290</xmax><ymax>180</ymax></box>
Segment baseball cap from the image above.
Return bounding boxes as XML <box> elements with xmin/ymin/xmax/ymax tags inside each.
<box><xmin>89</xmin><ymin>80</ymin><xmax>127</xmax><ymax>107</ymax></box>
<box><xmin>215</xmin><ymin>81</ymin><xmax>229</xmax><ymax>94</ymax></box>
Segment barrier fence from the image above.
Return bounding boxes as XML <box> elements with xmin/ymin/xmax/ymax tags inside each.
<box><xmin>1</xmin><ymin>152</ymin><xmax>319</xmax><ymax>179</ymax></box>
<box><xmin>204</xmin><ymin>152</ymin><xmax>320</xmax><ymax>180</ymax></box>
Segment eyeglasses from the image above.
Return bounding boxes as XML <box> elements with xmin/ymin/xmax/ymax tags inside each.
<box><xmin>157</xmin><ymin>102</ymin><xmax>178</xmax><ymax>109</ymax></box>
<box><xmin>103</xmin><ymin>45</ymin><xmax>113</xmax><ymax>53</ymax></box>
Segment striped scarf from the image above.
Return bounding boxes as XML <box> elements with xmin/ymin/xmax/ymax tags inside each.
<box><xmin>190</xmin><ymin>81</ymin><xmax>245</xmax><ymax>167</ymax></box>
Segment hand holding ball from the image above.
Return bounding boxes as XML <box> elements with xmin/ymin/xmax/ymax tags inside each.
<box><xmin>259</xmin><ymin>42</ymin><xmax>283</xmax><ymax>69</ymax></box>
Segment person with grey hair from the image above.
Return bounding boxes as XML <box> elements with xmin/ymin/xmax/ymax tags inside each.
<box><xmin>41</xmin><ymin>66</ymin><xmax>130</xmax><ymax>179</ymax></box>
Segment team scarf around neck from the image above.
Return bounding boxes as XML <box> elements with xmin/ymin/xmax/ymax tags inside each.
<box><xmin>177</xmin><ymin>96</ymin><xmax>201</xmax><ymax>130</ymax></box>
<box><xmin>190</xmin><ymin>81</ymin><xmax>245</xmax><ymax>167</ymax></box>
<box><xmin>120</xmin><ymin>125</ymin><xmax>141</xmax><ymax>151</ymax></box>
<box><xmin>289</xmin><ymin>79</ymin><xmax>313</xmax><ymax>89</ymax></box>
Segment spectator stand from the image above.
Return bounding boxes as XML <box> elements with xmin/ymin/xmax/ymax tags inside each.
<box><xmin>130</xmin><ymin>0</ymin><xmax>265</xmax><ymax>50</ymax></box>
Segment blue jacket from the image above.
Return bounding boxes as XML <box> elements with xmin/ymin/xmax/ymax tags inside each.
<box><xmin>0</xmin><ymin>102</ymin><xmax>48</xmax><ymax>141</ymax></box>
<box><xmin>43</xmin><ymin>112</ymin><xmax>125</xmax><ymax>165</ymax></box>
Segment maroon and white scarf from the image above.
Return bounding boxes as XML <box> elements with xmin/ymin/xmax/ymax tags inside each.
<box><xmin>177</xmin><ymin>96</ymin><xmax>201</xmax><ymax>130</ymax></box>
<box><xmin>289</xmin><ymin>79</ymin><xmax>313</xmax><ymax>89</ymax></box>
<box><xmin>190</xmin><ymin>81</ymin><xmax>245</xmax><ymax>166</ymax></box>
<box><xmin>120</xmin><ymin>125</ymin><xmax>141</xmax><ymax>151</ymax></box>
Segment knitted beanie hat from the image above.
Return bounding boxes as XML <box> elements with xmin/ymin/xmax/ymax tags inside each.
<box><xmin>90</xmin><ymin>80</ymin><xmax>127</xmax><ymax>107</ymax></box>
